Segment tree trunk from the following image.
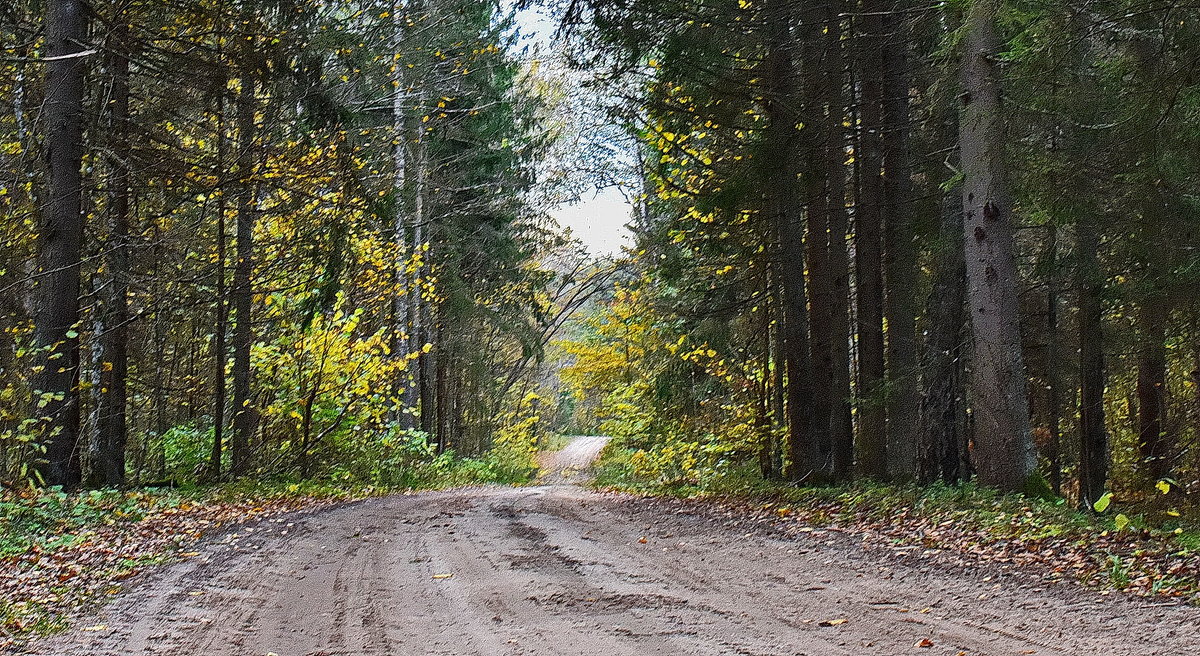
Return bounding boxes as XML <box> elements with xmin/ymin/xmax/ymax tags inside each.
<box><xmin>96</xmin><ymin>13</ymin><xmax>132</xmax><ymax>488</ymax></box>
<box><xmin>854</xmin><ymin>0</ymin><xmax>888</xmax><ymax>479</ymax></box>
<box><xmin>411</xmin><ymin>93</ymin><xmax>434</xmax><ymax>439</ymax></box>
<box><xmin>209</xmin><ymin>39</ymin><xmax>229</xmax><ymax>481</ymax></box>
<box><xmin>435</xmin><ymin>314</ymin><xmax>451</xmax><ymax>451</ymax></box>
<box><xmin>957</xmin><ymin>0</ymin><xmax>1035</xmax><ymax>491</ymax></box>
<box><xmin>153</xmin><ymin>304</ymin><xmax>168</xmax><ymax>479</ymax></box>
<box><xmin>1193</xmin><ymin>345</ymin><xmax>1200</xmax><ymax>482</ymax></box>
<box><xmin>391</xmin><ymin>0</ymin><xmax>419</xmax><ymax>428</ymax></box>
<box><xmin>919</xmin><ymin>192</ymin><xmax>968</xmax><ymax>483</ymax></box>
<box><xmin>881</xmin><ymin>3</ymin><xmax>919</xmax><ymax>481</ymax></box>
<box><xmin>769</xmin><ymin>277</ymin><xmax>787</xmax><ymax>476</ymax></box>
<box><xmin>803</xmin><ymin>5</ymin><xmax>834</xmax><ymax>478</ymax></box>
<box><xmin>1042</xmin><ymin>224</ymin><xmax>1062</xmax><ymax>494</ymax></box>
<box><xmin>823</xmin><ymin>2</ymin><xmax>854</xmax><ymax>479</ymax></box>
<box><xmin>764</xmin><ymin>0</ymin><xmax>817</xmax><ymax>481</ymax></box>
<box><xmin>759</xmin><ymin>290</ymin><xmax>775</xmax><ymax>478</ymax></box>
<box><xmin>33</xmin><ymin>0</ymin><xmax>88</xmax><ymax>489</ymax></box>
<box><xmin>1136</xmin><ymin>300</ymin><xmax>1170</xmax><ymax>483</ymax></box>
<box><xmin>231</xmin><ymin>30</ymin><xmax>258</xmax><ymax>476</ymax></box>
<box><xmin>1076</xmin><ymin>218</ymin><xmax>1107</xmax><ymax>508</ymax></box>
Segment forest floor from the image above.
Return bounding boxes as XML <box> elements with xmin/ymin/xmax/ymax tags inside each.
<box><xmin>19</xmin><ymin>437</ymin><xmax>1200</xmax><ymax>656</ymax></box>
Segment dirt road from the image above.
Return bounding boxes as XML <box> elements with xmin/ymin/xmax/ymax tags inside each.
<box><xmin>536</xmin><ymin>435</ymin><xmax>609</xmax><ymax>484</ymax></box>
<box><xmin>25</xmin><ymin>438</ymin><xmax>1200</xmax><ymax>656</ymax></box>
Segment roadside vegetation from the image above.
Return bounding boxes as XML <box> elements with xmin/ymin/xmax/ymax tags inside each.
<box><xmin>551</xmin><ymin>0</ymin><xmax>1200</xmax><ymax>564</ymax></box>
<box><xmin>591</xmin><ymin>440</ymin><xmax>1200</xmax><ymax>602</ymax></box>
<box><xmin>8</xmin><ymin>0</ymin><xmax>1200</xmax><ymax>649</ymax></box>
<box><xmin>0</xmin><ymin>435</ymin><xmax>549</xmax><ymax>648</ymax></box>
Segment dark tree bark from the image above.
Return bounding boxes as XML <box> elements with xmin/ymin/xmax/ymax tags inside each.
<box><xmin>957</xmin><ymin>0</ymin><xmax>1035</xmax><ymax>491</ymax></box>
<box><xmin>33</xmin><ymin>0</ymin><xmax>88</xmax><ymax>488</ymax></box>
<box><xmin>210</xmin><ymin>186</ymin><xmax>228</xmax><ymax>479</ymax></box>
<box><xmin>802</xmin><ymin>4</ymin><xmax>834</xmax><ymax>478</ymax></box>
<box><xmin>854</xmin><ymin>0</ymin><xmax>888</xmax><ymax>479</ymax></box>
<box><xmin>919</xmin><ymin>193</ymin><xmax>968</xmax><ymax>483</ymax></box>
<box><xmin>764</xmin><ymin>0</ymin><xmax>818</xmax><ymax>481</ymax></box>
<box><xmin>1136</xmin><ymin>299</ymin><xmax>1171</xmax><ymax>483</ymax></box>
<box><xmin>758</xmin><ymin>285</ymin><xmax>776</xmax><ymax>478</ymax></box>
<box><xmin>797</xmin><ymin>0</ymin><xmax>853</xmax><ymax>480</ymax></box>
<box><xmin>96</xmin><ymin>12</ymin><xmax>132</xmax><ymax>487</ymax></box>
<box><xmin>1076</xmin><ymin>218</ymin><xmax>1107</xmax><ymax>508</ymax></box>
<box><xmin>1042</xmin><ymin>224</ymin><xmax>1062</xmax><ymax>494</ymax></box>
<box><xmin>881</xmin><ymin>2</ymin><xmax>919</xmax><ymax>481</ymax></box>
<box><xmin>822</xmin><ymin>0</ymin><xmax>854</xmax><ymax>480</ymax></box>
<box><xmin>1193</xmin><ymin>345</ymin><xmax>1200</xmax><ymax>479</ymax></box>
<box><xmin>209</xmin><ymin>27</ymin><xmax>229</xmax><ymax>481</ymax></box>
<box><xmin>435</xmin><ymin>313</ymin><xmax>451</xmax><ymax>450</ymax></box>
<box><xmin>231</xmin><ymin>30</ymin><xmax>258</xmax><ymax>476</ymax></box>
<box><xmin>769</xmin><ymin>277</ymin><xmax>787</xmax><ymax>476</ymax></box>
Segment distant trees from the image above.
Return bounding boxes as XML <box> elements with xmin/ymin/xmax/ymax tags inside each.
<box><xmin>8</xmin><ymin>0</ymin><xmax>1200</xmax><ymax>503</ymax></box>
<box><xmin>556</xmin><ymin>0</ymin><xmax>1200</xmax><ymax>499</ymax></box>
<box><xmin>0</xmin><ymin>0</ymin><xmax>578</xmax><ymax>488</ymax></box>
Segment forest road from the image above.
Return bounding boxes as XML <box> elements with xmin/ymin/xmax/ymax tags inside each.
<box><xmin>24</xmin><ymin>437</ymin><xmax>1200</xmax><ymax>656</ymax></box>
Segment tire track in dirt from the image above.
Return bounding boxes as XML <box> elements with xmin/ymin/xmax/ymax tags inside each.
<box><xmin>20</xmin><ymin>437</ymin><xmax>1200</xmax><ymax>656</ymax></box>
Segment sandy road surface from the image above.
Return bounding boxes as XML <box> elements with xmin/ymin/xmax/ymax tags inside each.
<box><xmin>537</xmin><ymin>436</ymin><xmax>609</xmax><ymax>484</ymax></box>
<box><xmin>24</xmin><ymin>438</ymin><xmax>1200</xmax><ymax>656</ymax></box>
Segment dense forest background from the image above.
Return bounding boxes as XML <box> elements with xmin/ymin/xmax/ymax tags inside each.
<box><xmin>553</xmin><ymin>0</ymin><xmax>1200</xmax><ymax>511</ymax></box>
<box><xmin>0</xmin><ymin>0</ymin><xmax>616</xmax><ymax>490</ymax></box>
<box><xmin>11</xmin><ymin>0</ymin><xmax>1200</xmax><ymax>649</ymax></box>
<box><xmin>4</xmin><ymin>0</ymin><xmax>1200</xmax><ymax>518</ymax></box>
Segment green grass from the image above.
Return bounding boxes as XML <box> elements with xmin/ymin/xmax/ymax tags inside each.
<box><xmin>2</xmin><ymin>453</ymin><xmax>538</xmax><ymax>564</ymax></box>
<box><xmin>588</xmin><ymin>443</ymin><xmax>1190</xmax><ymax>539</ymax></box>
<box><xmin>0</xmin><ymin>488</ymin><xmax>171</xmax><ymax>559</ymax></box>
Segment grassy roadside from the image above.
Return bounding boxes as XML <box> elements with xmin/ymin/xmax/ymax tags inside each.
<box><xmin>0</xmin><ymin>456</ymin><xmax>538</xmax><ymax>649</ymax></box>
<box><xmin>0</xmin><ymin>482</ymin><xmax>372</xmax><ymax>648</ymax></box>
<box><xmin>592</xmin><ymin>444</ymin><xmax>1200</xmax><ymax>603</ymax></box>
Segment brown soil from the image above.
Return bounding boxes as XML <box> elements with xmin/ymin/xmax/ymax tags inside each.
<box><xmin>21</xmin><ymin>438</ymin><xmax>1200</xmax><ymax>656</ymax></box>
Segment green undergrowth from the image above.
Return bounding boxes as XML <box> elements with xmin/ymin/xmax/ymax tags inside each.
<box><xmin>593</xmin><ymin>443</ymin><xmax>1199</xmax><ymax>540</ymax></box>
<box><xmin>1</xmin><ymin>446</ymin><xmax>539</xmax><ymax>646</ymax></box>
<box><xmin>2</xmin><ymin>451</ymin><xmax>533</xmax><ymax>561</ymax></box>
<box><xmin>1</xmin><ymin>488</ymin><xmax>169</xmax><ymax>559</ymax></box>
<box><xmin>592</xmin><ymin>443</ymin><xmax>1200</xmax><ymax>600</ymax></box>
